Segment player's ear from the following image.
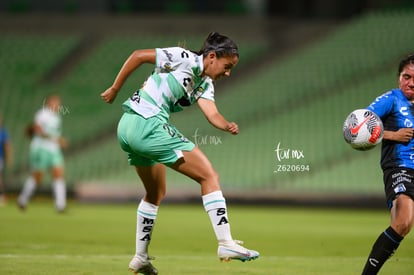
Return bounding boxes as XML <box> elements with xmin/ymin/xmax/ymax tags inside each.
<box><xmin>207</xmin><ymin>51</ymin><xmax>216</xmax><ymax>60</ymax></box>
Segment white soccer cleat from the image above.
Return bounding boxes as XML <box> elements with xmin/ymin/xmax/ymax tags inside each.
<box><xmin>218</xmin><ymin>240</ymin><xmax>260</xmax><ymax>262</ymax></box>
<box><xmin>128</xmin><ymin>255</ymin><xmax>158</xmax><ymax>275</ymax></box>
<box><xmin>17</xmin><ymin>200</ymin><xmax>26</xmax><ymax>211</ymax></box>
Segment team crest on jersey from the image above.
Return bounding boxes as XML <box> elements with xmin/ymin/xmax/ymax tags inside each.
<box><xmin>394</xmin><ymin>184</ymin><xmax>406</xmax><ymax>194</ymax></box>
<box><xmin>163</xmin><ymin>62</ymin><xmax>173</xmax><ymax>72</ymax></box>
<box><xmin>192</xmin><ymin>87</ymin><xmax>205</xmax><ymax>100</ymax></box>
<box><xmin>195</xmin><ymin>86</ymin><xmax>204</xmax><ymax>94</ymax></box>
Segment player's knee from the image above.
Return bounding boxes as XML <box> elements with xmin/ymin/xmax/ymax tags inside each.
<box><xmin>52</xmin><ymin>167</ymin><xmax>64</xmax><ymax>179</ymax></box>
<box><xmin>199</xmin><ymin>169</ymin><xmax>219</xmax><ymax>185</ymax></box>
<box><xmin>159</xmin><ymin>188</ymin><xmax>167</xmax><ymax>201</ymax></box>
<box><xmin>32</xmin><ymin>173</ymin><xmax>43</xmax><ymax>184</ymax></box>
<box><xmin>393</xmin><ymin>220</ymin><xmax>413</xmax><ymax>237</ymax></box>
<box><xmin>210</xmin><ymin>169</ymin><xmax>220</xmax><ymax>184</ymax></box>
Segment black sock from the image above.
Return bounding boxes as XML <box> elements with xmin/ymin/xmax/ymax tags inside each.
<box><xmin>361</xmin><ymin>226</ymin><xmax>404</xmax><ymax>275</ymax></box>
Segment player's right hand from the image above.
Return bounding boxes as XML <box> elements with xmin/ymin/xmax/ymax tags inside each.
<box><xmin>101</xmin><ymin>87</ymin><xmax>118</xmax><ymax>104</ymax></box>
<box><xmin>226</xmin><ymin>122</ymin><xmax>239</xmax><ymax>135</ymax></box>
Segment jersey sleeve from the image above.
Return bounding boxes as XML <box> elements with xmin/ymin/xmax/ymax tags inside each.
<box><xmin>200</xmin><ymin>85</ymin><xmax>215</xmax><ymax>101</ymax></box>
<box><xmin>155</xmin><ymin>47</ymin><xmax>192</xmax><ymax>72</ymax></box>
<box><xmin>366</xmin><ymin>91</ymin><xmax>394</xmax><ymax>119</ymax></box>
<box><xmin>34</xmin><ymin>110</ymin><xmax>45</xmax><ymax>128</ymax></box>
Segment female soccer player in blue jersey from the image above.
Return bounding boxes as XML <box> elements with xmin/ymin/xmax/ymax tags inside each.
<box><xmin>362</xmin><ymin>54</ymin><xmax>414</xmax><ymax>274</ymax></box>
<box><xmin>101</xmin><ymin>32</ymin><xmax>259</xmax><ymax>274</ymax></box>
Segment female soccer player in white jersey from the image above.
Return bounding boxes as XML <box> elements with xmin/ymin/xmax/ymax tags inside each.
<box><xmin>18</xmin><ymin>95</ymin><xmax>68</xmax><ymax>212</ymax></box>
<box><xmin>101</xmin><ymin>32</ymin><xmax>259</xmax><ymax>274</ymax></box>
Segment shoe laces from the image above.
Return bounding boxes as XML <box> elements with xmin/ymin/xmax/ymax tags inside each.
<box><xmin>219</xmin><ymin>239</ymin><xmax>244</xmax><ymax>246</ymax></box>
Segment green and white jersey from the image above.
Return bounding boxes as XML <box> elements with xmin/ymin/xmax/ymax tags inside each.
<box><xmin>124</xmin><ymin>47</ymin><xmax>214</xmax><ymax>122</ymax></box>
<box><xmin>31</xmin><ymin>107</ymin><xmax>62</xmax><ymax>152</ymax></box>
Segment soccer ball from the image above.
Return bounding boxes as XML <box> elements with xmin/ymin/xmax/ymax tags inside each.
<box><xmin>343</xmin><ymin>109</ymin><xmax>384</xmax><ymax>151</ymax></box>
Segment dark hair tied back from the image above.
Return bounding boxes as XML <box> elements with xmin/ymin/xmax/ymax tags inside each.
<box><xmin>198</xmin><ymin>32</ymin><xmax>239</xmax><ymax>58</ymax></box>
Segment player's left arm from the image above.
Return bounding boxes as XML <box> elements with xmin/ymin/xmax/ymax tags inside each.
<box><xmin>197</xmin><ymin>98</ymin><xmax>238</xmax><ymax>135</ymax></box>
<box><xmin>57</xmin><ymin>136</ymin><xmax>69</xmax><ymax>149</ymax></box>
<box><xmin>366</xmin><ymin>92</ymin><xmax>412</xmax><ymax>142</ymax></box>
<box><xmin>383</xmin><ymin>128</ymin><xmax>414</xmax><ymax>143</ymax></box>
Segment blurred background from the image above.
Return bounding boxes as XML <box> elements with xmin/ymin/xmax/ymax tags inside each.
<box><xmin>1</xmin><ymin>0</ymin><xmax>414</xmax><ymax>207</ymax></box>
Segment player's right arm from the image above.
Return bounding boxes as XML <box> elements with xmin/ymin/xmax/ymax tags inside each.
<box><xmin>101</xmin><ymin>49</ymin><xmax>156</xmax><ymax>104</ymax></box>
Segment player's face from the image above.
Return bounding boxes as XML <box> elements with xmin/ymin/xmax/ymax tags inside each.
<box><xmin>399</xmin><ymin>63</ymin><xmax>414</xmax><ymax>100</ymax></box>
<box><xmin>204</xmin><ymin>53</ymin><xmax>238</xmax><ymax>81</ymax></box>
<box><xmin>47</xmin><ymin>96</ymin><xmax>61</xmax><ymax>113</ymax></box>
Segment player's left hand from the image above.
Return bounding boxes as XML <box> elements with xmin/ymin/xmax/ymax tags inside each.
<box><xmin>58</xmin><ymin>137</ymin><xmax>69</xmax><ymax>149</ymax></box>
<box><xmin>385</xmin><ymin>128</ymin><xmax>414</xmax><ymax>143</ymax></box>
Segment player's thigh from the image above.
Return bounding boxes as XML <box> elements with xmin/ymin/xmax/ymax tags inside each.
<box><xmin>50</xmin><ymin>150</ymin><xmax>64</xmax><ymax>178</ymax></box>
<box><xmin>170</xmin><ymin>146</ymin><xmax>219</xmax><ymax>183</ymax></box>
<box><xmin>391</xmin><ymin>194</ymin><xmax>414</xmax><ymax>235</ymax></box>
<box><xmin>51</xmin><ymin>166</ymin><xmax>64</xmax><ymax>179</ymax></box>
<box><xmin>30</xmin><ymin>147</ymin><xmax>47</xmax><ymax>171</ymax></box>
<box><xmin>118</xmin><ymin>113</ymin><xmax>194</xmax><ymax>166</ymax></box>
<box><xmin>31</xmin><ymin>148</ymin><xmax>63</xmax><ymax>180</ymax></box>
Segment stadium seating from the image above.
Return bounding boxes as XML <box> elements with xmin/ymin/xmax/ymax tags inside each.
<box><xmin>3</xmin><ymin>10</ymin><xmax>414</xmax><ymax>201</ymax></box>
<box><xmin>0</xmin><ymin>34</ymin><xmax>81</xmax><ymax>171</ymax></box>
<box><xmin>1</xmin><ymin>32</ymin><xmax>267</xmax><ymax>188</ymax></box>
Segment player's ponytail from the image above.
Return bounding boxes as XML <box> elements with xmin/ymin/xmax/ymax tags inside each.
<box><xmin>24</xmin><ymin>121</ymin><xmax>35</xmax><ymax>139</ymax></box>
<box><xmin>197</xmin><ymin>32</ymin><xmax>239</xmax><ymax>58</ymax></box>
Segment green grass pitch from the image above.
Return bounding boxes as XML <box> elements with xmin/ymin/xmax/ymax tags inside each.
<box><xmin>0</xmin><ymin>200</ymin><xmax>413</xmax><ymax>274</ymax></box>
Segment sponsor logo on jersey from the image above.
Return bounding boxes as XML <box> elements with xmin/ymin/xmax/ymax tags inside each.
<box><xmin>394</xmin><ymin>183</ymin><xmax>407</xmax><ymax>194</ymax></box>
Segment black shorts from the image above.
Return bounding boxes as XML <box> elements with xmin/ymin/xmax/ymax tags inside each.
<box><xmin>383</xmin><ymin>168</ymin><xmax>414</xmax><ymax>209</ymax></box>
